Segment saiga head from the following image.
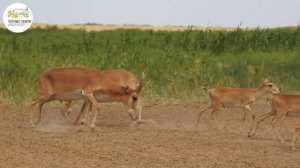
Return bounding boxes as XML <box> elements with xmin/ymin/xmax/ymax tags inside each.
<box><xmin>260</xmin><ymin>79</ymin><xmax>280</xmax><ymax>94</ymax></box>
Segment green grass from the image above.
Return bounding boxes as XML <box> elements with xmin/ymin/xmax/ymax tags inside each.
<box><xmin>0</xmin><ymin>26</ymin><xmax>300</xmax><ymax>105</ymax></box>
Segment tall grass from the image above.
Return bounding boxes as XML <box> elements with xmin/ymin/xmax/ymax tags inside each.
<box><xmin>0</xmin><ymin>26</ymin><xmax>300</xmax><ymax>104</ymax></box>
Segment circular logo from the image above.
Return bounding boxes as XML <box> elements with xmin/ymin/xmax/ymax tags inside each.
<box><xmin>2</xmin><ymin>3</ymin><xmax>33</xmax><ymax>33</ymax></box>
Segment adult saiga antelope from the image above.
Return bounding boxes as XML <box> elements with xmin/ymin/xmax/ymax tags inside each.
<box><xmin>249</xmin><ymin>93</ymin><xmax>300</xmax><ymax>151</ymax></box>
<box><xmin>31</xmin><ymin>67</ymin><xmax>145</xmax><ymax>128</ymax></box>
<box><xmin>196</xmin><ymin>79</ymin><xmax>279</xmax><ymax>135</ymax></box>
<box><xmin>61</xmin><ymin>69</ymin><xmax>146</xmax><ymax>125</ymax></box>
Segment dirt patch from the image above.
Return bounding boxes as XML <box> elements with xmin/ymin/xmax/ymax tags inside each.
<box><xmin>0</xmin><ymin>103</ymin><xmax>300</xmax><ymax>168</ymax></box>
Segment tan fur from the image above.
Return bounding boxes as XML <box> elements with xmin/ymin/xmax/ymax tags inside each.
<box><xmin>31</xmin><ymin>67</ymin><xmax>144</xmax><ymax>128</ymax></box>
<box><xmin>196</xmin><ymin>79</ymin><xmax>279</xmax><ymax>135</ymax></box>
<box><xmin>250</xmin><ymin>94</ymin><xmax>300</xmax><ymax>151</ymax></box>
<box><xmin>68</xmin><ymin>69</ymin><xmax>145</xmax><ymax>125</ymax></box>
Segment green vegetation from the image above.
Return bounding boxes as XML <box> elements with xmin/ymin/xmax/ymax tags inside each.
<box><xmin>0</xmin><ymin>26</ymin><xmax>300</xmax><ymax>104</ymax></box>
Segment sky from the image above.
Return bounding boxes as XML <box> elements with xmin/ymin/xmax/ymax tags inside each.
<box><xmin>1</xmin><ymin>0</ymin><xmax>300</xmax><ymax>28</ymax></box>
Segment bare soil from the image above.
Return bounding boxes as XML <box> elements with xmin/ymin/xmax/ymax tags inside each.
<box><xmin>1</xmin><ymin>103</ymin><xmax>300</xmax><ymax>168</ymax></box>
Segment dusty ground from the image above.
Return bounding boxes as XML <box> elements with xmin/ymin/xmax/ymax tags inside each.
<box><xmin>0</xmin><ymin>103</ymin><xmax>300</xmax><ymax>168</ymax></box>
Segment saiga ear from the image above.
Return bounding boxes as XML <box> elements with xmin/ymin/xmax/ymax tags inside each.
<box><xmin>262</xmin><ymin>79</ymin><xmax>269</xmax><ymax>84</ymax></box>
<box><xmin>121</xmin><ymin>86</ymin><xmax>135</xmax><ymax>95</ymax></box>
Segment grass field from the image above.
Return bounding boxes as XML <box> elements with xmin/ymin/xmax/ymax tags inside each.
<box><xmin>0</xmin><ymin>25</ymin><xmax>300</xmax><ymax>104</ymax></box>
